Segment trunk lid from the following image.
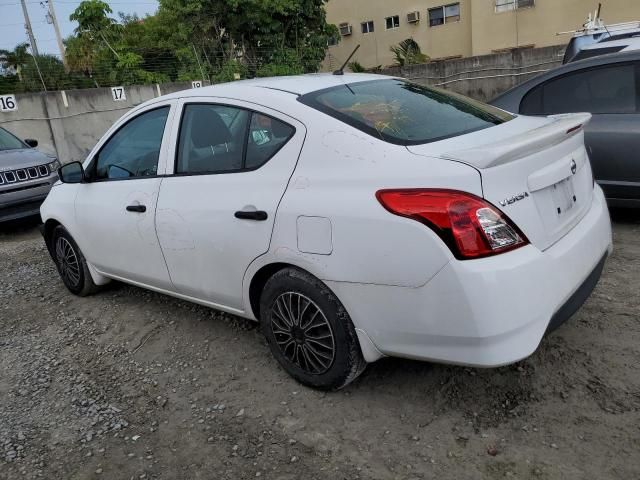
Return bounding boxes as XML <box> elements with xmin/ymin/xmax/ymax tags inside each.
<box><xmin>407</xmin><ymin>113</ymin><xmax>594</xmax><ymax>251</ymax></box>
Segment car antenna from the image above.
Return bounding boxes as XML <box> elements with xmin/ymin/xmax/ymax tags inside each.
<box><xmin>333</xmin><ymin>44</ymin><xmax>361</xmax><ymax>75</ymax></box>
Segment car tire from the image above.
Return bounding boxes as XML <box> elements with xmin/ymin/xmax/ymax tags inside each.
<box><xmin>52</xmin><ymin>226</ymin><xmax>99</xmax><ymax>297</ymax></box>
<box><xmin>259</xmin><ymin>267</ymin><xmax>366</xmax><ymax>390</ymax></box>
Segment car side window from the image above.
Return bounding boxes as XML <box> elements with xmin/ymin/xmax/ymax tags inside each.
<box><xmin>94</xmin><ymin>107</ymin><xmax>170</xmax><ymax>180</ymax></box>
<box><xmin>521</xmin><ymin>64</ymin><xmax>637</xmax><ymax>115</ymax></box>
<box><xmin>246</xmin><ymin>113</ymin><xmax>295</xmax><ymax>169</ymax></box>
<box><xmin>176</xmin><ymin>104</ymin><xmax>295</xmax><ymax>174</ymax></box>
<box><xmin>176</xmin><ymin>104</ymin><xmax>250</xmax><ymax>174</ymax></box>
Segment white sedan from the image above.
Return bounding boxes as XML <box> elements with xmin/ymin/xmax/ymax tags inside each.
<box><xmin>41</xmin><ymin>74</ymin><xmax>613</xmax><ymax>390</ymax></box>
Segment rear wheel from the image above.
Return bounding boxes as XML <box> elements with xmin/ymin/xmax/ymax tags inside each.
<box><xmin>259</xmin><ymin>268</ymin><xmax>366</xmax><ymax>390</ymax></box>
<box><xmin>52</xmin><ymin>226</ymin><xmax>98</xmax><ymax>296</ymax></box>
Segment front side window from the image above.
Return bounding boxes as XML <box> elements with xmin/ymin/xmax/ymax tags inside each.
<box><xmin>299</xmin><ymin>79</ymin><xmax>513</xmax><ymax>146</ymax></box>
<box><xmin>93</xmin><ymin>107</ymin><xmax>170</xmax><ymax>180</ymax></box>
<box><xmin>0</xmin><ymin>127</ymin><xmax>26</xmax><ymax>151</ymax></box>
<box><xmin>385</xmin><ymin>15</ymin><xmax>400</xmax><ymax>30</ymax></box>
<box><xmin>429</xmin><ymin>3</ymin><xmax>460</xmax><ymax>26</ymax></box>
<box><xmin>361</xmin><ymin>20</ymin><xmax>374</xmax><ymax>34</ymax></box>
<box><xmin>176</xmin><ymin>104</ymin><xmax>295</xmax><ymax>174</ymax></box>
<box><xmin>520</xmin><ymin>64</ymin><xmax>637</xmax><ymax>115</ymax></box>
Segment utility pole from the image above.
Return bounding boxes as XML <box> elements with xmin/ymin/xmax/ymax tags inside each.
<box><xmin>20</xmin><ymin>0</ymin><xmax>40</xmax><ymax>56</ymax></box>
<box><xmin>46</xmin><ymin>0</ymin><xmax>67</xmax><ymax>68</ymax></box>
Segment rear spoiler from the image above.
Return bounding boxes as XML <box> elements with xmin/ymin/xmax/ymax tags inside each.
<box><xmin>441</xmin><ymin>113</ymin><xmax>592</xmax><ymax>169</ymax></box>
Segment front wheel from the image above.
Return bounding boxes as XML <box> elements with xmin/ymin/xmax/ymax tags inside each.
<box><xmin>52</xmin><ymin>226</ymin><xmax>99</xmax><ymax>297</ymax></box>
<box><xmin>259</xmin><ymin>268</ymin><xmax>366</xmax><ymax>390</ymax></box>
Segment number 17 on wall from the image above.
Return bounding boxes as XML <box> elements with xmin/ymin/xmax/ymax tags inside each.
<box><xmin>111</xmin><ymin>87</ymin><xmax>126</xmax><ymax>102</ymax></box>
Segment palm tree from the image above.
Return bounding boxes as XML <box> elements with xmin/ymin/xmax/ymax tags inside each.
<box><xmin>390</xmin><ymin>38</ymin><xmax>429</xmax><ymax>67</ymax></box>
<box><xmin>0</xmin><ymin>43</ymin><xmax>30</xmax><ymax>81</ymax></box>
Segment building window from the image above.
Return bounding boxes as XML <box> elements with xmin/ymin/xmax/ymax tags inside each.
<box><xmin>361</xmin><ymin>20</ymin><xmax>375</xmax><ymax>34</ymax></box>
<box><xmin>328</xmin><ymin>36</ymin><xmax>340</xmax><ymax>47</ymax></box>
<box><xmin>385</xmin><ymin>15</ymin><xmax>400</xmax><ymax>30</ymax></box>
<box><xmin>495</xmin><ymin>0</ymin><xmax>534</xmax><ymax>12</ymax></box>
<box><xmin>428</xmin><ymin>3</ymin><xmax>460</xmax><ymax>27</ymax></box>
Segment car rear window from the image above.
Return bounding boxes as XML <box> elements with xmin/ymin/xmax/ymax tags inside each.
<box><xmin>298</xmin><ymin>79</ymin><xmax>514</xmax><ymax>146</ymax></box>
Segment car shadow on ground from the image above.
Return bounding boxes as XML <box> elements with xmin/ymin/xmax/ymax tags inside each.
<box><xmin>0</xmin><ymin>215</ymin><xmax>41</xmax><ymax>238</ymax></box>
<box><xmin>609</xmin><ymin>207</ymin><xmax>640</xmax><ymax>224</ymax></box>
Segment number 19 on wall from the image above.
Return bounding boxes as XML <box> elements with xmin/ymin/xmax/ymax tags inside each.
<box><xmin>0</xmin><ymin>95</ymin><xmax>18</xmax><ymax>112</ymax></box>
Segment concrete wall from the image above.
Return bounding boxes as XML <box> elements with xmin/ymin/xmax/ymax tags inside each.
<box><xmin>381</xmin><ymin>44</ymin><xmax>565</xmax><ymax>102</ymax></box>
<box><xmin>0</xmin><ymin>82</ymin><xmax>197</xmax><ymax>163</ymax></box>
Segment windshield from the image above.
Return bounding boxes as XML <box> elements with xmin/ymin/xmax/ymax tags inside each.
<box><xmin>299</xmin><ymin>79</ymin><xmax>514</xmax><ymax>146</ymax></box>
<box><xmin>0</xmin><ymin>127</ymin><xmax>26</xmax><ymax>151</ymax></box>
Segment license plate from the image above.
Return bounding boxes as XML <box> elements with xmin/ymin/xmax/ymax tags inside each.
<box><xmin>551</xmin><ymin>177</ymin><xmax>576</xmax><ymax>216</ymax></box>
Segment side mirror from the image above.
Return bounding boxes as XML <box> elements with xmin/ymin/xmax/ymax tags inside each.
<box><xmin>58</xmin><ymin>162</ymin><xmax>85</xmax><ymax>184</ymax></box>
<box><xmin>24</xmin><ymin>139</ymin><xmax>38</xmax><ymax>148</ymax></box>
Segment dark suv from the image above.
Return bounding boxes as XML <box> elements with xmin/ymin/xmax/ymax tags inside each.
<box><xmin>0</xmin><ymin>127</ymin><xmax>60</xmax><ymax>222</ymax></box>
<box><xmin>491</xmin><ymin>50</ymin><xmax>640</xmax><ymax>207</ymax></box>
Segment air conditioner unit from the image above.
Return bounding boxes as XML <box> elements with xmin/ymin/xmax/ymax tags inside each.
<box><xmin>407</xmin><ymin>11</ymin><xmax>420</xmax><ymax>23</ymax></box>
<box><xmin>339</xmin><ymin>23</ymin><xmax>353</xmax><ymax>36</ymax></box>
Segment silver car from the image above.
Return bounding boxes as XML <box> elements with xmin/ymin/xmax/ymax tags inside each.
<box><xmin>0</xmin><ymin>127</ymin><xmax>60</xmax><ymax>222</ymax></box>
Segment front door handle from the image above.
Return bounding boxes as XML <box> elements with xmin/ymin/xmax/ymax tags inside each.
<box><xmin>126</xmin><ymin>204</ymin><xmax>147</xmax><ymax>213</ymax></box>
<box><xmin>234</xmin><ymin>210</ymin><xmax>268</xmax><ymax>221</ymax></box>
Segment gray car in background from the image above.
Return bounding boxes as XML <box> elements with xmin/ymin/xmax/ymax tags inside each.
<box><xmin>0</xmin><ymin>127</ymin><xmax>60</xmax><ymax>222</ymax></box>
<box><xmin>491</xmin><ymin>50</ymin><xmax>640</xmax><ymax>207</ymax></box>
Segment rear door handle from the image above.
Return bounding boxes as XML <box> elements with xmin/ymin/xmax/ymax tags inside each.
<box><xmin>126</xmin><ymin>204</ymin><xmax>147</xmax><ymax>213</ymax></box>
<box><xmin>234</xmin><ymin>210</ymin><xmax>268</xmax><ymax>221</ymax></box>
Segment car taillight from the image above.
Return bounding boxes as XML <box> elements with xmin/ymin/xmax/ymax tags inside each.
<box><xmin>376</xmin><ymin>189</ymin><xmax>529</xmax><ymax>260</ymax></box>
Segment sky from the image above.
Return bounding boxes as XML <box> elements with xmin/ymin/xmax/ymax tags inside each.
<box><xmin>0</xmin><ymin>0</ymin><xmax>160</xmax><ymax>55</ymax></box>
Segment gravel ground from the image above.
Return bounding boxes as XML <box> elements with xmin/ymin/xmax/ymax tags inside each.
<box><xmin>0</xmin><ymin>211</ymin><xmax>639</xmax><ymax>480</ymax></box>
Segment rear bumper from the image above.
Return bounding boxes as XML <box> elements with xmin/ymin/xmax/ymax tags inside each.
<box><xmin>327</xmin><ymin>185</ymin><xmax>612</xmax><ymax>366</ymax></box>
<box><xmin>545</xmin><ymin>252</ymin><xmax>606</xmax><ymax>334</ymax></box>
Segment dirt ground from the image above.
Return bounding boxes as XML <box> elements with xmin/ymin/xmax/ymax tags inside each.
<box><xmin>0</xmin><ymin>211</ymin><xmax>639</xmax><ymax>480</ymax></box>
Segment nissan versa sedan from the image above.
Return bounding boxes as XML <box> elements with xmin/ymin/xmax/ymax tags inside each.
<box><xmin>40</xmin><ymin>74</ymin><xmax>612</xmax><ymax>390</ymax></box>
<box><xmin>1</xmin><ymin>127</ymin><xmax>59</xmax><ymax>222</ymax></box>
<box><xmin>492</xmin><ymin>50</ymin><xmax>640</xmax><ymax>207</ymax></box>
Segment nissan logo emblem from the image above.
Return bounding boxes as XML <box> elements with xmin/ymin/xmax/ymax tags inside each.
<box><xmin>570</xmin><ymin>159</ymin><xmax>577</xmax><ymax>175</ymax></box>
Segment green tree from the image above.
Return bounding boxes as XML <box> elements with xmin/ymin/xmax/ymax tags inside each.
<box><xmin>0</xmin><ymin>43</ymin><xmax>30</xmax><ymax>81</ymax></box>
<box><xmin>390</xmin><ymin>38</ymin><xmax>429</xmax><ymax>67</ymax></box>
<box><xmin>70</xmin><ymin>0</ymin><xmax>120</xmax><ymax>57</ymax></box>
<box><xmin>156</xmin><ymin>0</ymin><xmax>337</xmax><ymax>75</ymax></box>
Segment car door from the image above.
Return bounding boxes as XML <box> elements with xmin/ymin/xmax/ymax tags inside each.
<box><xmin>520</xmin><ymin>61</ymin><xmax>640</xmax><ymax>200</ymax></box>
<box><xmin>74</xmin><ymin>103</ymin><xmax>176</xmax><ymax>289</ymax></box>
<box><xmin>155</xmin><ymin>98</ymin><xmax>305</xmax><ymax>311</ymax></box>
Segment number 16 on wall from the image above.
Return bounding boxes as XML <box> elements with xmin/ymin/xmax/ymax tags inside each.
<box><xmin>0</xmin><ymin>95</ymin><xmax>18</xmax><ymax>112</ymax></box>
<box><xmin>111</xmin><ymin>87</ymin><xmax>126</xmax><ymax>102</ymax></box>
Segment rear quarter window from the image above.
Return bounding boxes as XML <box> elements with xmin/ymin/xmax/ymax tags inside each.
<box><xmin>298</xmin><ymin>79</ymin><xmax>514</xmax><ymax>146</ymax></box>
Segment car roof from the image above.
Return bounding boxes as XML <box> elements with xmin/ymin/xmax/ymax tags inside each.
<box><xmin>130</xmin><ymin>73</ymin><xmax>394</xmax><ymax>115</ymax></box>
<box><xmin>166</xmin><ymin>73</ymin><xmax>390</xmax><ymax>99</ymax></box>
<box><xmin>492</xmin><ymin>49</ymin><xmax>640</xmax><ymax>105</ymax></box>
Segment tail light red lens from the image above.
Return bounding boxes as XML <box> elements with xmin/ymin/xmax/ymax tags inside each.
<box><xmin>376</xmin><ymin>189</ymin><xmax>529</xmax><ymax>260</ymax></box>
